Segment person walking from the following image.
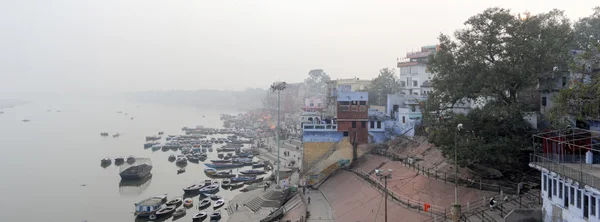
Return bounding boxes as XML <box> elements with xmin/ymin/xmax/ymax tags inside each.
<box><xmin>308</xmin><ymin>197</ymin><xmax>311</xmax><ymax>204</ymax></box>
<box><xmin>236</xmin><ymin>203</ymin><xmax>239</xmax><ymax>211</ymax></box>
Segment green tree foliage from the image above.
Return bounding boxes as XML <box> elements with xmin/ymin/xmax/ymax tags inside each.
<box><xmin>574</xmin><ymin>7</ymin><xmax>600</xmax><ymax>50</ymax></box>
<box><xmin>367</xmin><ymin>68</ymin><xmax>400</xmax><ymax>106</ymax></box>
<box><xmin>425</xmin><ymin>8</ymin><xmax>573</xmax><ymax>166</ymax></box>
<box><xmin>304</xmin><ymin>69</ymin><xmax>331</xmax><ymax>97</ymax></box>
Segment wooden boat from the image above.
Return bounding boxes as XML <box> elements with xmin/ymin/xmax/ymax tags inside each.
<box><xmin>114</xmin><ymin>157</ymin><xmax>124</xmax><ymax>165</ymax></box>
<box><xmin>210</xmin><ymin>210</ymin><xmax>222</xmax><ymax>219</ymax></box>
<box><xmin>222</xmin><ymin>179</ymin><xmax>231</xmax><ymax>187</ymax></box>
<box><xmin>154</xmin><ymin>205</ymin><xmax>176</xmax><ymax>216</ymax></box>
<box><xmin>199</xmin><ymin>184</ymin><xmax>219</xmax><ymax>193</ymax></box>
<box><xmin>165</xmin><ymin>197</ymin><xmax>182</xmax><ymax>206</ymax></box>
<box><xmin>198</xmin><ymin>199</ymin><xmax>211</xmax><ymax>209</ymax></box>
<box><xmin>230</xmin><ymin>182</ymin><xmax>244</xmax><ymax>190</ymax></box>
<box><xmin>177</xmin><ymin>168</ymin><xmax>185</xmax><ymax>174</ymax></box>
<box><xmin>182</xmin><ymin>184</ymin><xmax>203</xmax><ymax>193</ymax></box>
<box><xmin>240</xmin><ymin>169</ymin><xmax>266</xmax><ymax>175</ymax></box>
<box><xmin>193</xmin><ymin>211</ymin><xmax>207</xmax><ymax>221</ymax></box>
<box><xmin>211</xmin><ymin>171</ymin><xmax>236</xmax><ymax>178</ymax></box>
<box><xmin>252</xmin><ymin>163</ymin><xmax>265</xmax><ymax>168</ymax></box>
<box><xmin>100</xmin><ymin>157</ymin><xmax>111</xmax><ymax>165</ymax></box>
<box><xmin>210</xmin><ymin>195</ymin><xmax>222</xmax><ymax>201</ymax></box>
<box><xmin>231</xmin><ymin>176</ymin><xmax>256</xmax><ymax>183</ymax></box>
<box><xmin>172</xmin><ymin>208</ymin><xmax>186</xmax><ymax>218</ymax></box>
<box><xmin>244</xmin><ymin>177</ymin><xmax>264</xmax><ymax>185</ymax></box>
<box><xmin>204</xmin><ymin>167</ymin><xmax>217</xmax><ymax>175</ymax></box>
<box><xmin>213</xmin><ymin>199</ymin><xmax>225</xmax><ymax>209</ymax></box>
<box><xmin>211</xmin><ymin>159</ymin><xmax>231</xmax><ymax>163</ymax></box>
<box><xmin>203</xmin><ymin>163</ymin><xmax>243</xmax><ymax>169</ymax></box>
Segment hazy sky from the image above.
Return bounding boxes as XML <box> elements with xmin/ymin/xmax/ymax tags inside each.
<box><xmin>0</xmin><ymin>0</ymin><xmax>597</xmax><ymax>93</ymax></box>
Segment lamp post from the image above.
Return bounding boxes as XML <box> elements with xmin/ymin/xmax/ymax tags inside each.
<box><xmin>452</xmin><ymin>123</ymin><xmax>463</xmax><ymax>222</ymax></box>
<box><xmin>270</xmin><ymin>81</ymin><xmax>287</xmax><ymax>187</ymax></box>
<box><xmin>376</xmin><ymin>168</ymin><xmax>393</xmax><ymax>222</ymax></box>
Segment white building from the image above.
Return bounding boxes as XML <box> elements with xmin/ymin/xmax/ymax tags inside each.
<box><xmin>531</xmin><ymin>128</ymin><xmax>600</xmax><ymax>222</ymax></box>
<box><xmin>397</xmin><ymin>45</ymin><xmax>437</xmax><ymax>96</ymax></box>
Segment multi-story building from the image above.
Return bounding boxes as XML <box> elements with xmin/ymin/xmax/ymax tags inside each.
<box><xmin>325</xmin><ymin>78</ymin><xmax>371</xmax><ymax>117</ymax></box>
<box><xmin>530</xmin><ymin>128</ymin><xmax>600</xmax><ymax>221</ymax></box>
<box><xmin>303</xmin><ymin>97</ymin><xmax>325</xmax><ymax>112</ymax></box>
<box><xmin>397</xmin><ymin>45</ymin><xmax>438</xmax><ymax>96</ymax></box>
<box><xmin>336</xmin><ymin>91</ymin><xmax>369</xmax><ymax>144</ymax></box>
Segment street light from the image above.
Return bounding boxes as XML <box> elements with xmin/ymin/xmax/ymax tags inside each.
<box><xmin>270</xmin><ymin>81</ymin><xmax>287</xmax><ymax>187</ymax></box>
<box><xmin>376</xmin><ymin>168</ymin><xmax>393</xmax><ymax>222</ymax></box>
<box><xmin>453</xmin><ymin>123</ymin><xmax>463</xmax><ymax>222</ymax></box>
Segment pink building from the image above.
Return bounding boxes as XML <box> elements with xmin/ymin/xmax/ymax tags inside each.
<box><xmin>303</xmin><ymin>97</ymin><xmax>325</xmax><ymax>112</ymax></box>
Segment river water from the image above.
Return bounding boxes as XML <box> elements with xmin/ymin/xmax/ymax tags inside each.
<box><xmin>0</xmin><ymin>96</ymin><xmax>250</xmax><ymax>222</ymax></box>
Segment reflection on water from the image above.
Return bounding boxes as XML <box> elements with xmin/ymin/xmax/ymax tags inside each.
<box><xmin>119</xmin><ymin>175</ymin><xmax>153</xmax><ymax>196</ymax></box>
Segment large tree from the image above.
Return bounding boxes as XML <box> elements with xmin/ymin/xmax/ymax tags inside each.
<box><xmin>304</xmin><ymin>69</ymin><xmax>331</xmax><ymax>98</ymax></box>
<box><xmin>367</xmin><ymin>68</ymin><xmax>401</xmax><ymax>106</ymax></box>
<box><xmin>574</xmin><ymin>7</ymin><xmax>600</xmax><ymax>50</ymax></box>
<box><xmin>425</xmin><ymin>8</ymin><xmax>573</xmax><ymax>166</ymax></box>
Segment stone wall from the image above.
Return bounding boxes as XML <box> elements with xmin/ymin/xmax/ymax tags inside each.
<box><xmin>305</xmin><ymin>138</ymin><xmax>371</xmax><ymax>185</ymax></box>
<box><xmin>302</xmin><ymin>142</ymin><xmax>336</xmax><ymax>171</ymax></box>
<box><xmin>302</xmin><ymin>131</ymin><xmax>343</xmax><ymax>143</ymax></box>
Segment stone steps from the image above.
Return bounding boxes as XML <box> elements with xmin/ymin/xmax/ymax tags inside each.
<box><xmin>246</xmin><ymin>196</ymin><xmax>265</xmax><ymax>212</ymax></box>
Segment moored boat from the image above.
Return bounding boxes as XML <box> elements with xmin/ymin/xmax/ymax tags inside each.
<box><xmin>126</xmin><ymin>156</ymin><xmax>136</xmax><ymax>164</ymax></box>
<box><xmin>182</xmin><ymin>183</ymin><xmax>203</xmax><ymax>193</ymax></box>
<box><xmin>230</xmin><ymin>176</ymin><xmax>256</xmax><ymax>182</ymax></box>
<box><xmin>211</xmin><ymin>159</ymin><xmax>231</xmax><ymax>163</ymax></box>
<box><xmin>154</xmin><ymin>205</ymin><xmax>176</xmax><ymax>217</ymax></box>
<box><xmin>240</xmin><ymin>169</ymin><xmax>266</xmax><ymax>175</ymax></box>
<box><xmin>203</xmin><ymin>163</ymin><xmax>243</xmax><ymax>169</ymax></box>
<box><xmin>213</xmin><ymin>199</ymin><xmax>225</xmax><ymax>209</ymax></box>
<box><xmin>193</xmin><ymin>211</ymin><xmax>208</xmax><ymax>221</ymax></box>
<box><xmin>113</xmin><ymin>133</ymin><xmax>120</xmax><ymax>137</ymax></box>
<box><xmin>172</xmin><ymin>208</ymin><xmax>186</xmax><ymax>218</ymax></box>
<box><xmin>177</xmin><ymin>168</ymin><xmax>185</xmax><ymax>174</ymax></box>
<box><xmin>199</xmin><ymin>184</ymin><xmax>219</xmax><ymax>193</ymax></box>
<box><xmin>204</xmin><ymin>167</ymin><xmax>217</xmax><ymax>175</ymax></box>
<box><xmin>210</xmin><ymin>210</ymin><xmax>222</xmax><ymax>220</ymax></box>
<box><xmin>100</xmin><ymin>157</ymin><xmax>111</xmax><ymax>165</ymax></box>
<box><xmin>211</xmin><ymin>171</ymin><xmax>236</xmax><ymax>178</ymax></box>
<box><xmin>114</xmin><ymin>157</ymin><xmax>124</xmax><ymax>165</ymax></box>
<box><xmin>166</xmin><ymin>197</ymin><xmax>182</xmax><ymax>206</ymax></box>
<box><xmin>252</xmin><ymin>162</ymin><xmax>265</xmax><ymax>168</ymax></box>
<box><xmin>134</xmin><ymin>195</ymin><xmax>166</xmax><ymax>217</ymax></box>
<box><xmin>222</xmin><ymin>179</ymin><xmax>231</xmax><ymax>187</ymax></box>
<box><xmin>119</xmin><ymin>160</ymin><xmax>152</xmax><ymax>180</ymax></box>
<box><xmin>198</xmin><ymin>199</ymin><xmax>211</xmax><ymax>209</ymax></box>
<box><xmin>168</xmin><ymin>154</ymin><xmax>176</xmax><ymax>161</ymax></box>
<box><xmin>229</xmin><ymin>182</ymin><xmax>244</xmax><ymax>189</ymax></box>
<box><xmin>100</xmin><ymin>132</ymin><xmax>109</xmax><ymax>136</ymax></box>
<box><xmin>244</xmin><ymin>177</ymin><xmax>264</xmax><ymax>185</ymax></box>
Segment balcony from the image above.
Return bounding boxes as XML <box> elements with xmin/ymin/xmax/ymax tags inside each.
<box><xmin>530</xmin><ymin>154</ymin><xmax>600</xmax><ymax>191</ymax></box>
<box><xmin>303</xmin><ymin>123</ymin><xmax>338</xmax><ymax>131</ymax></box>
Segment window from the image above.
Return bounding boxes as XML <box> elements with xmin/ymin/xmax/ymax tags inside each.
<box><xmin>402</xmin><ymin>116</ymin><xmax>406</xmax><ymax>123</ymax></box>
<box><xmin>343</xmin><ymin>131</ymin><xmax>349</xmax><ymax>137</ymax></box>
<box><xmin>410</xmin><ymin>66</ymin><xmax>418</xmax><ymax>74</ymax></box>
<box><xmin>359</xmin><ymin>101</ymin><xmax>366</xmax><ymax>105</ymax></box>
<box><xmin>553</xmin><ymin>179</ymin><xmax>557</xmax><ymax>196</ymax></box>
<box><xmin>351</xmin><ymin>101</ymin><xmax>358</xmax><ymax>105</ymax></box>
<box><xmin>578</xmin><ymin>190</ymin><xmax>582</xmax><ymax>208</ymax></box>
<box><xmin>310</xmin><ymin>103</ymin><xmax>314</xmax><ymax>107</ymax></box>
<box><xmin>542</xmin><ymin>97</ymin><xmax>547</xmax><ymax>106</ymax></box>
<box><xmin>400</xmin><ymin>81</ymin><xmax>406</xmax><ymax>87</ymax></box>
<box><xmin>377</xmin><ymin>121</ymin><xmax>381</xmax><ymax>129</ymax></box>
<box><xmin>352</xmin><ymin>121</ymin><xmax>356</xmax><ymax>128</ymax></box>
<box><xmin>361</xmin><ymin>121</ymin><xmax>366</xmax><ymax>128</ymax></box>
<box><xmin>413</xmin><ymin>81</ymin><xmax>418</xmax><ymax>87</ymax></box>
<box><xmin>571</xmin><ymin>187</ymin><xmax>575</xmax><ymax>205</ymax></box>
<box><xmin>543</xmin><ymin>175</ymin><xmax>547</xmax><ymax>191</ymax></box>
<box><xmin>370</xmin><ymin>121</ymin><xmax>375</xmax><ymax>128</ymax></box>
<box><xmin>339</xmin><ymin>101</ymin><xmax>350</xmax><ymax>105</ymax></box>
<box><xmin>562</xmin><ymin>76</ymin><xmax>567</xmax><ymax>87</ymax></box>
<box><xmin>593</xmin><ymin>197</ymin><xmax>597</xmax><ymax>216</ymax></box>
<box><xmin>559</xmin><ymin>182</ymin><xmax>563</xmax><ymax>198</ymax></box>
<box><xmin>400</xmin><ymin>67</ymin><xmax>410</xmax><ymax>74</ymax></box>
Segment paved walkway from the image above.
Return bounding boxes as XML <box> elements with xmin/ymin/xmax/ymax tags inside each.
<box><xmin>304</xmin><ymin>189</ymin><xmax>335</xmax><ymax>222</ymax></box>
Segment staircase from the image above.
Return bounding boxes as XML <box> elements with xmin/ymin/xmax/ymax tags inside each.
<box><xmin>462</xmin><ymin>190</ymin><xmax>541</xmax><ymax>222</ymax></box>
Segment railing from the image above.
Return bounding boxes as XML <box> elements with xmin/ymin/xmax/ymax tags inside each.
<box><xmin>302</xmin><ymin>124</ymin><xmax>337</xmax><ymax>131</ymax></box>
<box><xmin>349</xmin><ymin>169</ymin><xmax>449</xmax><ymax>219</ymax></box>
<box><xmin>530</xmin><ymin>154</ymin><xmax>600</xmax><ymax>191</ymax></box>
